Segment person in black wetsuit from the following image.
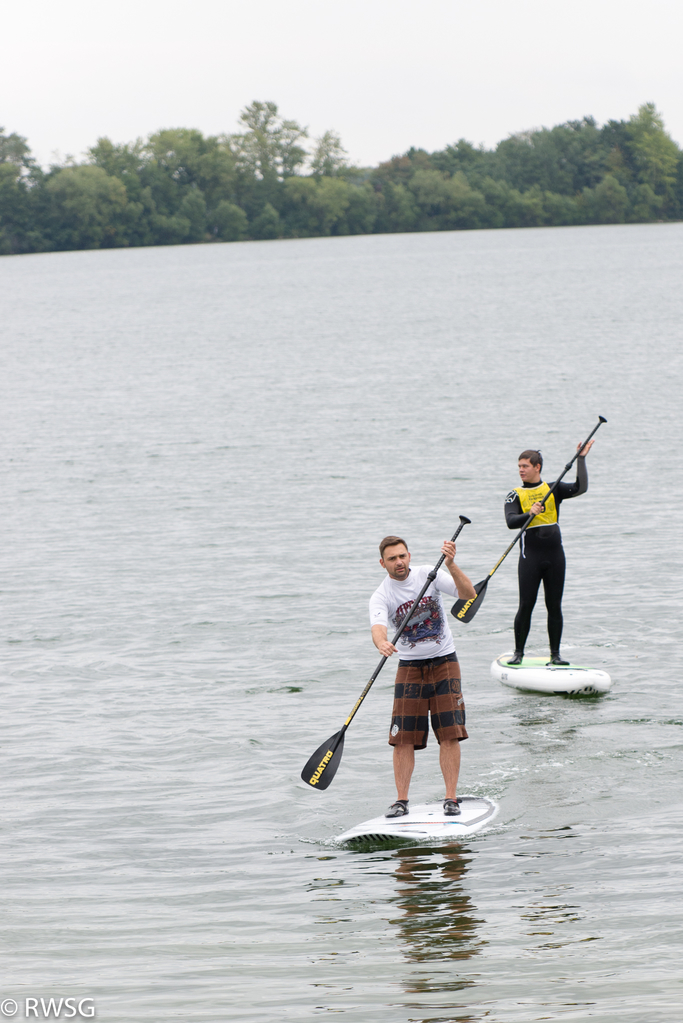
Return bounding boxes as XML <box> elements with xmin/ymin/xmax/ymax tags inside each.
<box><xmin>504</xmin><ymin>441</ymin><xmax>595</xmax><ymax>666</ymax></box>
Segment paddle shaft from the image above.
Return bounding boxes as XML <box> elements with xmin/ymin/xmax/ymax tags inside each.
<box><xmin>309</xmin><ymin>516</ymin><xmax>472</xmax><ymax>766</ymax></box>
<box><xmin>452</xmin><ymin>416</ymin><xmax>606</xmax><ymax>621</ymax></box>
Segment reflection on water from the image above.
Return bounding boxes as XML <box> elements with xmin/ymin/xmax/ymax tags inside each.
<box><xmin>390</xmin><ymin>846</ymin><xmax>483</xmax><ymax>964</ymax></box>
<box><xmin>387</xmin><ymin>844</ymin><xmax>485</xmax><ymax>1021</ymax></box>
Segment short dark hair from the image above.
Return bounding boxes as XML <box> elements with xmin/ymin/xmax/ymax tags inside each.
<box><xmin>379</xmin><ymin>535</ymin><xmax>408</xmax><ymax>559</ymax></box>
<box><xmin>518</xmin><ymin>449</ymin><xmax>543</xmax><ymax>469</ymax></box>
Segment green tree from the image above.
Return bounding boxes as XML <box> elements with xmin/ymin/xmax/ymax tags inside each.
<box><xmin>143</xmin><ymin>128</ymin><xmax>236</xmax><ymax>205</ymax></box>
<box><xmin>580</xmin><ymin>175</ymin><xmax>629</xmax><ymax>224</ymax></box>
<box><xmin>90</xmin><ymin>129</ymin><xmax>234</xmax><ymax>245</ymax></box>
<box><xmin>628</xmin><ymin>183</ymin><xmax>663</xmax><ymax>222</ymax></box>
<box><xmin>250</xmin><ymin>201</ymin><xmax>282</xmax><ymax>240</ymax></box>
<box><xmin>513</xmin><ymin>185</ymin><xmax>546</xmax><ymax>227</ymax></box>
<box><xmin>88</xmin><ymin>137</ymin><xmax>147</xmax><ymax>198</ymax></box>
<box><xmin>0</xmin><ymin>127</ymin><xmax>48</xmax><ymax>253</ymax></box>
<box><xmin>46</xmin><ymin>165</ymin><xmax>128</xmax><ymax>249</ymax></box>
<box><xmin>88</xmin><ymin>137</ymin><xmax>156</xmax><ymax>245</ymax></box>
<box><xmin>145</xmin><ymin>128</ymin><xmax>210</xmax><ymax>185</ymax></box>
<box><xmin>178</xmin><ymin>189</ymin><xmax>207</xmax><ymax>241</ymax></box>
<box><xmin>150</xmin><ymin>211</ymin><xmax>193</xmax><ymax>245</ymax></box>
<box><xmin>477</xmin><ymin>178</ymin><xmax>516</xmax><ymax>228</ymax></box>
<box><xmin>193</xmin><ymin>141</ymin><xmax>238</xmax><ymax>207</ymax></box>
<box><xmin>342</xmin><ymin>183</ymin><xmax>377</xmax><ymax>235</ymax></box>
<box><xmin>541</xmin><ymin>190</ymin><xmax>582</xmax><ymax>226</ymax></box>
<box><xmin>408</xmin><ymin>169</ymin><xmax>453</xmax><ymax>228</ymax></box>
<box><xmin>489</xmin><ymin>118</ymin><xmax>607</xmax><ymax>195</ymax></box>
<box><xmin>1</xmin><ymin>128</ymin><xmax>34</xmax><ymax>167</ymax></box>
<box><xmin>431</xmin><ymin>138</ymin><xmax>486</xmax><ymax>180</ymax></box>
<box><xmin>373</xmin><ymin>148</ymin><xmax>434</xmax><ymax>188</ymax></box>
<box><xmin>601</xmin><ymin>105</ymin><xmax>679</xmax><ymax>217</ymax></box>
<box><xmin>232</xmin><ymin>101</ymin><xmax>308</xmax><ymax>184</ymax></box>
<box><xmin>626</xmin><ymin>103</ymin><xmax>679</xmax><ymax>209</ymax></box>
<box><xmin>0</xmin><ymin>162</ymin><xmax>35</xmax><ymax>253</ymax></box>
<box><xmin>280</xmin><ymin>177</ymin><xmax>318</xmax><ymax>235</ymax></box>
<box><xmin>408</xmin><ymin>169</ymin><xmax>488</xmax><ymax>230</ymax></box>
<box><xmin>141</xmin><ymin>129</ymin><xmax>210</xmax><ymax>232</ymax></box>
<box><xmin>282</xmin><ymin>176</ymin><xmax>353</xmax><ymax>236</ymax></box>
<box><xmin>310</xmin><ymin>130</ymin><xmax>348</xmax><ymax>178</ymax></box>
<box><xmin>372</xmin><ymin>180</ymin><xmax>417</xmax><ymax>233</ymax></box>
<box><xmin>443</xmin><ymin>172</ymin><xmax>489</xmax><ymax>229</ymax></box>
<box><xmin>674</xmin><ymin>153</ymin><xmax>683</xmax><ymax>219</ymax></box>
<box><xmin>212</xmin><ymin>200</ymin><xmax>248</xmax><ymax>241</ymax></box>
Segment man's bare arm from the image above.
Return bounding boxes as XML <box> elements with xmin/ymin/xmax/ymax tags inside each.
<box><xmin>442</xmin><ymin>540</ymin><xmax>476</xmax><ymax>599</ymax></box>
<box><xmin>371</xmin><ymin>624</ymin><xmax>397</xmax><ymax>658</ymax></box>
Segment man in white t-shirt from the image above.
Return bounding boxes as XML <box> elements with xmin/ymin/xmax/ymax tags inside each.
<box><xmin>369</xmin><ymin>535</ymin><xmax>476</xmax><ymax>819</ymax></box>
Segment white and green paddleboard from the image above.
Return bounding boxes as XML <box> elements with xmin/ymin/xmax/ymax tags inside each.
<box><xmin>336</xmin><ymin>796</ymin><xmax>498</xmax><ymax>847</ymax></box>
<box><xmin>492</xmin><ymin>653</ymin><xmax>612</xmax><ymax>695</ymax></box>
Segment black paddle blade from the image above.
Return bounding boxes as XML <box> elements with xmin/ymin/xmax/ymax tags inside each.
<box><xmin>300</xmin><ymin>731</ymin><xmax>345</xmax><ymax>790</ymax></box>
<box><xmin>451</xmin><ymin>578</ymin><xmax>489</xmax><ymax>623</ymax></box>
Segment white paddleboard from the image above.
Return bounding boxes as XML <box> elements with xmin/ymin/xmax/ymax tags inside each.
<box><xmin>336</xmin><ymin>796</ymin><xmax>498</xmax><ymax>846</ymax></box>
<box><xmin>492</xmin><ymin>653</ymin><xmax>612</xmax><ymax>695</ymax></box>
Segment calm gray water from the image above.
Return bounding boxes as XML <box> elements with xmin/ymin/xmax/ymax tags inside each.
<box><xmin>1</xmin><ymin>223</ymin><xmax>682</xmax><ymax>1023</ymax></box>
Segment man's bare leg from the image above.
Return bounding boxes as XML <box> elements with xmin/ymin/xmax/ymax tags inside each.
<box><xmin>439</xmin><ymin>738</ymin><xmax>461</xmax><ymax>799</ymax></box>
<box><xmin>393</xmin><ymin>744</ymin><xmax>415</xmax><ymax>800</ymax></box>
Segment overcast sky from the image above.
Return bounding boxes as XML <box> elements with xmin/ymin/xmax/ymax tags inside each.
<box><xmin>3</xmin><ymin>0</ymin><xmax>682</xmax><ymax>168</ymax></box>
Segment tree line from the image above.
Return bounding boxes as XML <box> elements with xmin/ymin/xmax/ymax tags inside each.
<box><xmin>1</xmin><ymin>101</ymin><xmax>682</xmax><ymax>255</ymax></box>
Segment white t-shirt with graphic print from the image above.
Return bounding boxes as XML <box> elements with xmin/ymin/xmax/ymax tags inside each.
<box><xmin>369</xmin><ymin>565</ymin><xmax>457</xmax><ymax>660</ymax></box>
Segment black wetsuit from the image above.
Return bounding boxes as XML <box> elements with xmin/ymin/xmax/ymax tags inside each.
<box><xmin>504</xmin><ymin>458</ymin><xmax>588</xmax><ymax>655</ymax></box>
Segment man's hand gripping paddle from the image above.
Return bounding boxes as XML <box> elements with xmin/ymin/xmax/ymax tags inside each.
<box><xmin>301</xmin><ymin>516</ymin><xmax>472</xmax><ymax>790</ymax></box>
<box><xmin>451</xmin><ymin>416</ymin><xmax>607</xmax><ymax>624</ymax></box>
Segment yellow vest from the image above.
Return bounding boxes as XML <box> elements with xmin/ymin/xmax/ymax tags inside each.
<box><xmin>515</xmin><ymin>482</ymin><xmax>557</xmax><ymax>528</ymax></box>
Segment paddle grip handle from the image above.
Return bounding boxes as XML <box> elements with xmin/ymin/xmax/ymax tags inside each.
<box><xmin>422</xmin><ymin>514</ymin><xmax>472</xmax><ymax>587</ymax></box>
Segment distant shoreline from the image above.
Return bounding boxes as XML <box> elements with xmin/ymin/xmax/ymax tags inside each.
<box><xmin>2</xmin><ymin>101</ymin><xmax>681</xmax><ymax>257</ymax></box>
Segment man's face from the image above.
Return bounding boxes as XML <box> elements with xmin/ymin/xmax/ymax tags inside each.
<box><xmin>380</xmin><ymin>544</ymin><xmax>411</xmax><ymax>581</ymax></box>
<box><xmin>518</xmin><ymin>458</ymin><xmax>542</xmax><ymax>484</ymax></box>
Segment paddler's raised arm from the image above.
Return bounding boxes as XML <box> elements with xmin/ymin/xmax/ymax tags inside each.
<box><xmin>557</xmin><ymin>439</ymin><xmax>593</xmax><ymax>500</ymax></box>
<box><xmin>442</xmin><ymin>540</ymin><xmax>476</xmax><ymax>599</ymax></box>
<box><xmin>574</xmin><ymin>440</ymin><xmax>592</xmax><ymax>495</ymax></box>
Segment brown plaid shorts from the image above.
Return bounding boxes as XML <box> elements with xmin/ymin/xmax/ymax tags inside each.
<box><xmin>389</xmin><ymin>653</ymin><xmax>467</xmax><ymax>750</ymax></box>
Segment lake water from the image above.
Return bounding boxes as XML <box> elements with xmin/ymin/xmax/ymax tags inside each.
<box><xmin>1</xmin><ymin>223</ymin><xmax>682</xmax><ymax>1023</ymax></box>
